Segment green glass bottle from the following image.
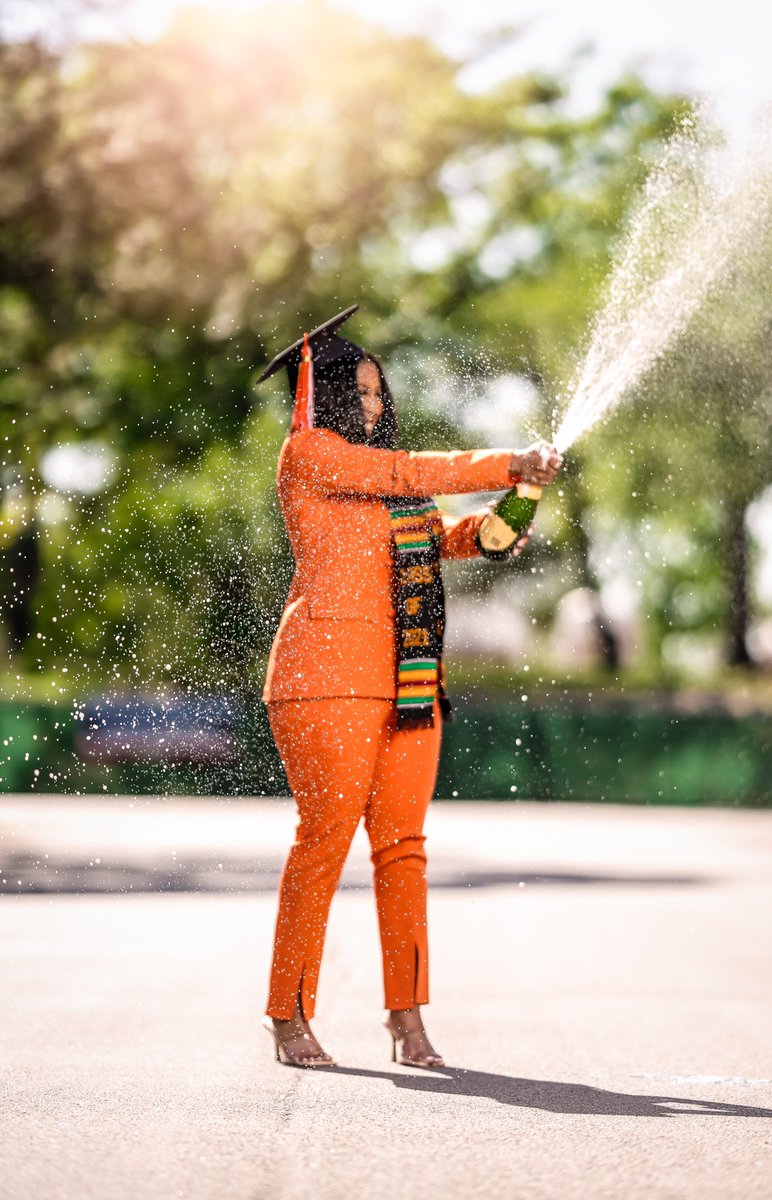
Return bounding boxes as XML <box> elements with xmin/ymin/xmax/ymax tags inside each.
<box><xmin>477</xmin><ymin>482</ymin><xmax>542</xmax><ymax>560</ymax></box>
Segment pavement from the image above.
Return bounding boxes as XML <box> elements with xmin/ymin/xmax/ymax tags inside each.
<box><xmin>1</xmin><ymin>795</ymin><xmax>771</xmax><ymax>1200</ymax></box>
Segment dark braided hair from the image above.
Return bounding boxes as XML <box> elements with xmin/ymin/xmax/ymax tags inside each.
<box><xmin>312</xmin><ymin>352</ymin><xmax>398</xmax><ymax>450</ymax></box>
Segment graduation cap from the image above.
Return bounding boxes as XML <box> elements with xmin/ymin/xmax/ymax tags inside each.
<box><xmin>256</xmin><ymin>303</ymin><xmax>361</xmax><ymax>384</ymax></box>
<box><xmin>257</xmin><ymin>304</ymin><xmax>362</xmax><ymax>433</ymax></box>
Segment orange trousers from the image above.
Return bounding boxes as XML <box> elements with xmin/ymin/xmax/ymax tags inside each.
<box><xmin>265</xmin><ymin>698</ymin><xmax>442</xmax><ymax>1020</ymax></box>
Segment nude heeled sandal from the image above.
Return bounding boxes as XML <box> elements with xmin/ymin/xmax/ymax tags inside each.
<box><xmin>384</xmin><ymin>1016</ymin><xmax>445</xmax><ymax>1069</ymax></box>
<box><xmin>262</xmin><ymin>1016</ymin><xmax>335</xmax><ymax>1068</ymax></box>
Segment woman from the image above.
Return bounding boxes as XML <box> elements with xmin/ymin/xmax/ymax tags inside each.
<box><xmin>259</xmin><ymin>307</ymin><xmax>561</xmax><ymax>1068</ymax></box>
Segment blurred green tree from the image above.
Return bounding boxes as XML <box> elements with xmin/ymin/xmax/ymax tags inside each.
<box><xmin>584</xmin><ymin>237</ymin><xmax>772</xmax><ymax>671</ymax></box>
<box><xmin>0</xmin><ymin>2</ymin><xmax>698</xmax><ymax>695</ymax></box>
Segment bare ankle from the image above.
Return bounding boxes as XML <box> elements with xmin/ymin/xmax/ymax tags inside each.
<box><xmin>387</xmin><ymin>1006</ymin><xmax>425</xmax><ymax>1035</ymax></box>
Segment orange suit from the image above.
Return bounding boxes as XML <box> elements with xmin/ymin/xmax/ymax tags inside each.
<box><xmin>263</xmin><ymin>428</ymin><xmax>515</xmax><ymax>1019</ymax></box>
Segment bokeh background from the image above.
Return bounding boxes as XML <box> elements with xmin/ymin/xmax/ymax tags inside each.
<box><xmin>1</xmin><ymin>0</ymin><xmax>770</xmax><ymax>802</ymax></box>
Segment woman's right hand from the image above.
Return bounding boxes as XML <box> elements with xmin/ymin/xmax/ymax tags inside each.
<box><xmin>510</xmin><ymin>442</ymin><xmax>562</xmax><ymax>486</ymax></box>
<box><xmin>510</xmin><ymin>523</ymin><xmax>535</xmax><ymax>558</ymax></box>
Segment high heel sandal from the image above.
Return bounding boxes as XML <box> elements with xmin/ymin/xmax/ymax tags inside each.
<box><xmin>262</xmin><ymin>1016</ymin><xmax>335</xmax><ymax>1068</ymax></box>
<box><xmin>384</xmin><ymin>1014</ymin><xmax>445</xmax><ymax>1069</ymax></box>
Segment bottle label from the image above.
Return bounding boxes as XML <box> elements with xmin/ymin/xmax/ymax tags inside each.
<box><xmin>478</xmin><ymin>512</ymin><xmax>518</xmax><ymax>553</ymax></box>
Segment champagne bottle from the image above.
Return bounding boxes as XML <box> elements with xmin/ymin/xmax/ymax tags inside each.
<box><xmin>477</xmin><ymin>482</ymin><xmax>542</xmax><ymax>560</ymax></box>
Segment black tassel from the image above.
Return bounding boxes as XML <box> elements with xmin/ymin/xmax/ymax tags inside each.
<box><xmin>396</xmin><ymin>709</ymin><xmax>436</xmax><ymax>731</ymax></box>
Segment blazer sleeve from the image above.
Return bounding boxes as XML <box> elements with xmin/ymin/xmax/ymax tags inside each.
<box><xmin>286</xmin><ymin>429</ymin><xmax>517</xmax><ymax>497</ymax></box>
<box><xmin>439</xmin><ymin>512</ymin><xmax>486</xmax><ymax>560</ymax></box>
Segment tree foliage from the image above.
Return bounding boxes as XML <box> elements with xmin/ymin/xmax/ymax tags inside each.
<box><xmin>3</xmin><ymin>0</ymin><xmax>765</xmax><ymax>695</ymax></box>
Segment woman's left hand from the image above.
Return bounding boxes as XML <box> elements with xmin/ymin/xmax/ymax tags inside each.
<box><xmin>512</xmin><ymin>442</ymin><xmax>563</xmax><ymax>486</ymax></box>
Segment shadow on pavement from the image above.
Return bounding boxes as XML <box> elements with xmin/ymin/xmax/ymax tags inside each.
<box><xmin>325</xmin><ymin>1066</ymin><xmax>772</xmax><ymax>1118</ymax></box>
<box><xmin>0</xmin><ymin>856</ymin><xmax>711</xmax><ymax>894</ymax></box>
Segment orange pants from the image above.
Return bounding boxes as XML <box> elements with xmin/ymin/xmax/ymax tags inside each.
<box><xmin>265</xmin><ymin>698</ymin><xmax>442</xmax><ymax>1019</ymax></box>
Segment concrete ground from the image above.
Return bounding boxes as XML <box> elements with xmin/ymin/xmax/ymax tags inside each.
<box><xmin>1</xmin><ymin>795</ymin><xmax>771</xmax><ymax>1200</ymax></box>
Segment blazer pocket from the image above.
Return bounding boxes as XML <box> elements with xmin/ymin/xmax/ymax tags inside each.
<box><xmin>306</xmin><ymin>597</ymin><xmax>394</xmax><ymax>625</ymax></box>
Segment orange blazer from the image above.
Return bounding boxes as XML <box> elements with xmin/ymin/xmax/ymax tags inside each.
<box><xmin>262</xmin><ymin>429</ymin><xmax>516</xmax><ymax>702</ymax></box>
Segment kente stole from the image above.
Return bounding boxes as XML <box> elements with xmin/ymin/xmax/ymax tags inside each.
<box><xmin>386</xmin><ymin>498</ymin><xmax>451</xmax><ymax>729</ymax></box>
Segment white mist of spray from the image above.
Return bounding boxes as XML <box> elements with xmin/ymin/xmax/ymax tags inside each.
<box><xmin>553</xmin><ymin>111</ymin><xmax>772</xmax><ymax>455</ymax></box>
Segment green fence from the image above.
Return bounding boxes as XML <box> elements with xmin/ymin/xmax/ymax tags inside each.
<box><xmin>437</xmin><ymin>700</ymin><xmax>771</xmax><ymax>806</ymax></box>
<box><xmin>0</xmin><ymin>695</ymin><xmax>769</xmax><ymax>806</ymax></box>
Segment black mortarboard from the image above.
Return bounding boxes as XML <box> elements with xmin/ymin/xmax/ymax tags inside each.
<box><xmin>257</xmin><ymin>304</ymin><xmax>361</xmax><ymax>392</ymax></box>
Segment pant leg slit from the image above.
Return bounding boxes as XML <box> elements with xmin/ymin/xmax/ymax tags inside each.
<box><xmin>365</xmin><ymin>702</ymin><xmax>441</xmax><ymax>1012</ymax></box>
<box><xmin>265</xmin><ymin>699</ymin><xmax>387</xmax><ymax>1020</ymax></box>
